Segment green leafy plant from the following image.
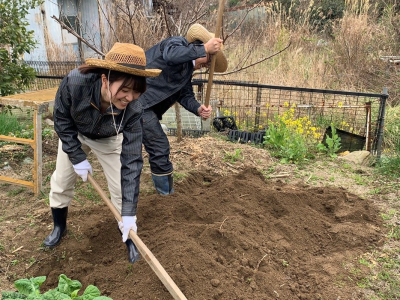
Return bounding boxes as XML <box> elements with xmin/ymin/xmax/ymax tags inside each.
<box><xmin>263</xmin><ymin>109</ymin><xmax>320</xmax><ymax>163</ymax></box>
<box><xmin>223</xmin><ymin>149</ymin><xmax>243</xmax><ymax>163</ymax></box>
<box><xmin>317</xmin><ymin>125</ymin><xmax>342</xmax><ymax>157</ymax></box>
<box><xmin>1</xmin><ymin>274</ymin><xmax>113</xmax><ymax>300</ymax></box>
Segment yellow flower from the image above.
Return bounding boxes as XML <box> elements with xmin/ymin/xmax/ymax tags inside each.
<box><xmin>338</xmin><ymin>102</ymin><xmax>343</xmax><ymax>108</ymax></box>
<box><xmin>284</xmin><ymin>102</ymin><xmax>289</xmax><ymax>107</ymax></box>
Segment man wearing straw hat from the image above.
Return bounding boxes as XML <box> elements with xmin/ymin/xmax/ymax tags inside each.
<box><xmin>139</xmin><ymin>23</ymin><xmax>228</xmax><ymax>195</ymax></box>
<box><xmin>43</xmin><ymin>43</ymin><xmax>161</xmax><ymax>263</ymax></box>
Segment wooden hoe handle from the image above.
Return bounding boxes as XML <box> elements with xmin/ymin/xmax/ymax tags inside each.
<box><xmin>204</xmin><ymin>0</ymin><xmax>225</xmax><ymax>108</ymax></box>
<box><xmin>87</xmin><ymin>174</ymin><xmax>188</xmax><ymax>300</ymax></box>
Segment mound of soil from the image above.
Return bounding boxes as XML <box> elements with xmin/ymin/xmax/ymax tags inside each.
<box><xmin>17</xmin><ymin>167</ymin><xmax>383</xmax><ymax>300</ymax></box>
<box><xmin>0</xmin><ymin>134</ymin><xmax>388</xmax><ymax>300</ymax></box>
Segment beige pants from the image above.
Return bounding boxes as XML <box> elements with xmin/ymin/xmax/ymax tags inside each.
<box><xmin>49</xmin><ymin>133</ymin><xmax>123</xmax><ymax>213</ymax></box>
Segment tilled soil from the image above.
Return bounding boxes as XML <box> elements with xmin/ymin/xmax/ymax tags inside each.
<box><xmin>0</xmin><ymin>134</ymin><xmax>387</xmax><ymax>300</ymax></box>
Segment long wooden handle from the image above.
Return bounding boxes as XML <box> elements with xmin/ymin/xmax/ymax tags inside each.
<box><xmin>87</xmin><ymin>174</ymin><xmax>188</xmax><ymax>300</ymax></box>
<box><xmin>204</xmin><ymin>0</ymin><xmax>225</xmax><ymax>108</ymax></box>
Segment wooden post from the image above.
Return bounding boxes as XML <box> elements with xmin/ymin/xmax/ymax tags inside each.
<box><xmin>33</xmin><ymin>108</ymin><xmax>43</xmax><ymax>196</ymax></box>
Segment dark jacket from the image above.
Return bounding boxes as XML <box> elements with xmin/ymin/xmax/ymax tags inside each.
<box><xmin>53</xmin><ymin>69</ymin><xmax>143</xmax><ymax>216</ymax></box>
<box><xmin>139</xmin><ymin>36</ymin><xmax>206</xmax><ymax>117</ymax></box>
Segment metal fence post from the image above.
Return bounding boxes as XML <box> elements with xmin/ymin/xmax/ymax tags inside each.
<box><xmin>375</xmin><ymin>87</ymin><xmax>389</xmax><ymax>160</ymax></box>
<box><xmin>254</xmin><ymin>86</ymin><xmax>262</xmax><ymax>131</ymax></box>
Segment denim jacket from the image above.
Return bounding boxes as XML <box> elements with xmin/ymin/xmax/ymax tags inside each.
<box><xmin>54</xmin><ymin>69</ymin><xmax>143</xmax><ymax>216</ymax></box>
<box><xmin>139</xmin><ymin>36</ymin><xmax>207</xmax><ymax>115</ymax></box>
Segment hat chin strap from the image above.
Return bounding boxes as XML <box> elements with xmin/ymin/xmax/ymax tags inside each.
<box><xmin>107</xmin><ymin>69</ymin><xmax>126</xmax><ymax>139</ymax></box>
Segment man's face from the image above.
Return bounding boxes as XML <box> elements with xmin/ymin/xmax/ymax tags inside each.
<box><xmin>194</xmin><ymin>54</ymin><xmax>212</xmax><ymax>70</ymax></box>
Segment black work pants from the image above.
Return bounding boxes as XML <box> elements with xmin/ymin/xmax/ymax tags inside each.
<box><xmin>142</xmin><ymin>109</ymin><xmax>173</xmax><ymax>175</ymax></box>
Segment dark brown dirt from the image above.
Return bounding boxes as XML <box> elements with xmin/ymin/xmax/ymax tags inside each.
<box><xmin>0</xmin><ymin>134</ymin><xmax>387</xmax><ymax>300</ymax></box>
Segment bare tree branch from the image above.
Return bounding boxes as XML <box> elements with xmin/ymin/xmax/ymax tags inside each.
<box><xmin>162</xmin><ymin>3</ymin><xmax>172</xmax><ymax>37</ymax></box>
<box><xmin>234</xmin><ymin>27</ymin><xmax>267</xmax><ymax>70</ymax></box>
<box><xmin>194</xmin><ymin>40</ymin><xmax>292</xmax><ymax>77</ymax></box>
<box><xmin>51</xmin><ymin>15</ymin><xmax>105</xmax><ymax>57</ymax></box>
<box><xmin>96</xmin><ymin>0</ymin><xmax>119</xmax><ymax>43</ymax></box>
<box><xmin>125</xmin><ymin>0</ymin><xmax>136</xmax><ymax>44</ymax></box>
<box><xmin>223</xmin><ymin>3</ymin><xmax>263</xmax><ymax>43</ymax></box>
<box><xmin>186</xmin><ymin>0</ymin><xmax>208</xmax><ymax>30</ymax></box>
<box><xmin>218</xmin><ymin>40</ymin><xmax>292</xmax><ymax>76</ymax></box>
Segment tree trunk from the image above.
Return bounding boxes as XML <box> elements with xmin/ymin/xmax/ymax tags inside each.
<box><xmin>174</xmin><ymin>102</ymin><xmax>183</xmax><ymax>142</ymax></box>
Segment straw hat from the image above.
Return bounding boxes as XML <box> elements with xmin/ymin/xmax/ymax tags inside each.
<box><xmin>85</xmin><ymin>43</ymin><xmax>161</xmax><ymax>77</ymax></box>
<box><xmin>186</xmin><ymin>24</ymin><xmax>228</xmax><ymax>73</ymax></box>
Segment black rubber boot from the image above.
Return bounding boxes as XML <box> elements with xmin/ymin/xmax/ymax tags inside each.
<box><xmin>43</xmin><ymin>207</ymin><xmax>68</xmax><ymax>247</ymax></box>
<box><xmin>125</xmin><ymin>238</ymin><xmax>140</xmax><ymax>263</ymax></box>
<box><xmin>118</xmin><ymin>227</ymin><xmax>140</xmax><ymax>263</ymax></box>
<box><xmin>151</xmin><ymin>174</ymin><xmax>174</xmax><ymax>195</ymax></box>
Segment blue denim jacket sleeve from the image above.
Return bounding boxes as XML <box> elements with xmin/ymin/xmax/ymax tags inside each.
<box><xmin>162</xmin><ymin>37</ymin><xmax>207</xmax><ymax>65</ymax></box>
<box><xmin>177</xmin><ymin>79</ymin><xmax>201</xmax><ymax>116</ymax></box>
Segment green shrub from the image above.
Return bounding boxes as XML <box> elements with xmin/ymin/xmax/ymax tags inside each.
<box><xmin>383</xmin><ymin>105</ymin><xmax>400</xmax><ymax>152</ymax></box>
<box><xmin>0</xmin><ymin>0</ymin><xmax>41</xmax><ymax>96</ymax></box>
<box><xmin>310</xmin><ymin>0</ymin><xmax>346</xmax><ymax>27</ymax></box>
<box><xmin>263</xmin><ymin>108</ymin><xmax>321</xmax><ymax>163</ymax></box>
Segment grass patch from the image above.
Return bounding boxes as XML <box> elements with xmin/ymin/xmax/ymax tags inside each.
<box><xmin>223</xmin><ymin>148</ymin><xmax>243</xmax><ymax>163</ymax></box>
<box><xmin>0</xmin><ymin>112</ymin><xmax>26</xmax><ymax>136</ymax></box>
<box><xmin>376</xmin><ymin>156</ymin><xmax>400</xmax><ymax>179</ymax></box>
<box><xmin>173</xmin><ymin>172</ymin><xmax>187</xmax><ymax>181</ymax></box>
<box><xmin>6</xmin><ymin>188</ymin><xmax>26</xmax><ymax>197</ymax></box>
<box><xmin>75</xmin><ymin>184</ymin><xmax>102</xmax><ymax>205</ymax></box>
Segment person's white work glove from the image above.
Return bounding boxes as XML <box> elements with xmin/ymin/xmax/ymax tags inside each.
<box><xmin>119</xmin><ymin>216</ymin><xmax>137</xmax><ymax>242</ymax></box>
<box><xmin>73</xmin><ymin>159</ymin><xmax>93</xmax><ymax>182</ymax></box>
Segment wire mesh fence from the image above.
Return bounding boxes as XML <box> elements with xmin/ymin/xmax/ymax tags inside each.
<box><xmin>193</xmin><ymin>79</ymin><xmax>388</xmax><ymax>157</ymax></box>
<box><xmin>19</xmin><ymin>61</ymin><xmax>389</xmax><ymax>157</ymax></box>
<box><xmin>26</xmin><ymin>61</ymin><xmax>82</xmax><ymax>91</ymax></box>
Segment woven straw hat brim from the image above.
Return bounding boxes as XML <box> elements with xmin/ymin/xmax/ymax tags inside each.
<box><xmin>85</xmin><ymin>58</ymin><xmax>162</xmax><ymax>77</ymax></box>
<box><xmin>213</xmin><ymin>52</ymin><xmax>228</xmax><ymax>73</ymax></box>
<box><xmin>186</xmin><ymin>24</ymin><xmax>228</xmax><ymax>73</ymax></box>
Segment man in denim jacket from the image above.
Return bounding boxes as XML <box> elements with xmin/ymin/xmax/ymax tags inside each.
<box><xmin>139</xmin><ymin>24</ymin><xmax>228</xmax><ymax>194</ymax></box>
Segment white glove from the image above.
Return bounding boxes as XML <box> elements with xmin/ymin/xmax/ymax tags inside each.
<box><xmin>120</xmin><ymin>216</ymin><xmax>137</xmax><ymax>242</ymax></box>
<box><xmin>73</xmin><ymin>159</ymin><xmax>93</xmax><ymax>182</ymax></box>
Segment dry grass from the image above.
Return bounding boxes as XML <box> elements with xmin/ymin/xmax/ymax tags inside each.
<box><xmin>220</xmin><ymin>1</ymin><xmax>398</xmax><ymax>104</ymax></box>
<box><xmin>53</xmin><ymin>0</ymin><xmax>398</xmax><ymax>103</ymax></box>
